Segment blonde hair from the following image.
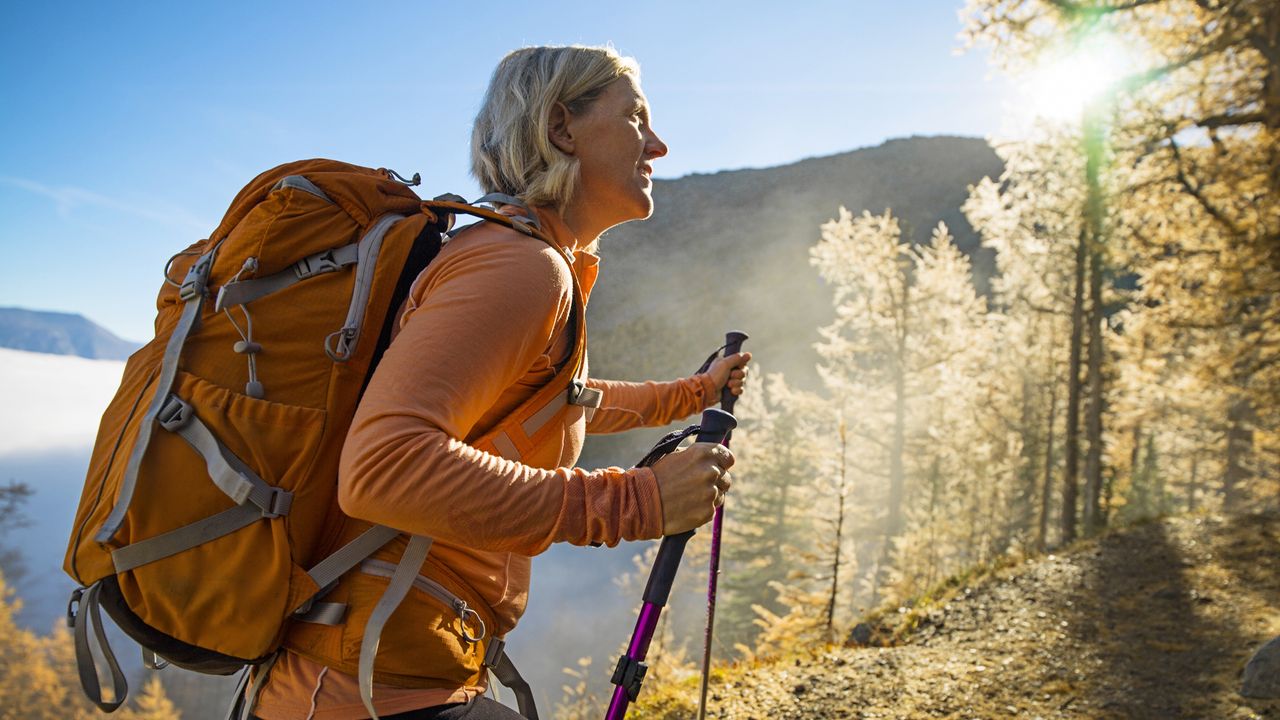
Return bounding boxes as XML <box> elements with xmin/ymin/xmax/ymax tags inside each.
<box><xmin>471</xmin><ymin>45</ymin><xmax>640</xmax><ymax>211</ymax></box>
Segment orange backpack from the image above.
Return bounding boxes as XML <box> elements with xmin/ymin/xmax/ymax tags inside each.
<box><xmin>63</xmin><ymin>159</ymin><xmax>573</xmax><ymax>718</ymax></box>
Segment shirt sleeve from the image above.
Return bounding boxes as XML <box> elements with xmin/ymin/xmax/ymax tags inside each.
<box><xmin>584</xmin><ymin>374</ymin><xmax>719</xmax><ymax>434</ymax></box>
<box><xmin>337</xmin><ymin>234</ymin><xmax>665</xmax><ymax>553</ymax></box>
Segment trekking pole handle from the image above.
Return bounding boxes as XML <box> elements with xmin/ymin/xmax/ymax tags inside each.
<box><xmin>640</xmin><ymin>408</ymin><xmax>736</xmax><ymax>605</ymax></box>
<box><xmin>720</xmin><ymin>331</ymin><xmax>749</xmax><ymax>414</ymax></box>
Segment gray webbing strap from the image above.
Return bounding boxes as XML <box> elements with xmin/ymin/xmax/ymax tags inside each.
<box><xmin>110</xmin><ymin>503</ymin><xmax>261</xmax><ymax>573</ymax></box>
<box><xmin>96</xmin><ymin>251</ymin><xmax>215</xmax><ymax>543</ymax></box>
<box><xmin>157</xmin><ymin>394</ymin><xmax>293</xmax><ymax>517</ymax></box>
<box><xmin>474</xmin><ymin>193</ymin><xmax>541</xmax><ymax>230</ymax></box>
<box><xmin>358</xmin><ymin>534</ymin><xmax>432</xmax><ymax>720</ymax></box>
<box><xmin>294</xmin><ymin>601</ymin><xmax>347</xmax><ymax>625</ymax></box>
<box><xmin>223</xmin><ymin>666</ymin><xmax>252</xmax><ymax>720</ymax></box>
<box><xmin>305</xmin><ymin>524</ymin><xmax>400</xmax><ymax>592</ymax></box>
<box><xmin>70</xmin><ymin>583</ymin><xmax>128</xmax><ymax>713</ymax></box>
<box><xmin>272</xmin><ymin>175</ymin><xmax>332</xmax><ymax>202</ymax></box>
<box><xmin>491</xmin><ymin>648</ymin><xmax>539</xmax><ymax>720</ymax></box>
<box><xmin>215</xmin><ymin>243</ymin><xmax>359</xmax><ymax>311</ymax></box>
<box><xmin>238</xmin><ymin>652</ymin><xmax>279</xmax><ymax>720</ymax></box>
<box><xmin>291</xmin><ymin>524</ymin><xmax>402</xmax><ymax>625</ymax></box>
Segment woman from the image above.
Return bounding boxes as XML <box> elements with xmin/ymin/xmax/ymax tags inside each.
<box><xmin>252</xmin><ymin>45</ymin><xmax>751</xmax><ymax>719</ymax></box>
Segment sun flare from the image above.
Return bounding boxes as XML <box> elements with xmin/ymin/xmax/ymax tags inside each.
<box><xmin>1018</xmin><ymin>34</ymin><xmax>1137</xmax><ymax>123</ymax></box>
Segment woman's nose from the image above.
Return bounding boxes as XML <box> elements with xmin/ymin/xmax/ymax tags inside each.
<box><xmin>646</xmin><ymin>128</ymin><xmax>669</xmax><ymax>159</ymax></box>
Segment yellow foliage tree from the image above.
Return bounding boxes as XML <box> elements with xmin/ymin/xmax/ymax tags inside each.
<box><xmin>0</xmin><ymin>570</ymin><xmax>180</xmax><ymax>719</ymax></box>
<box><xmin>116</xmin><ymin>676</ymin><xmax>181</xmax><ymax>720</ymax></box>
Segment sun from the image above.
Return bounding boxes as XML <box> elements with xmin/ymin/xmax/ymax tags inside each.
<box><xmin>1018</xmin><ymin>33</ymin><xmax>1138</xmax><ymax>123</ymax></box>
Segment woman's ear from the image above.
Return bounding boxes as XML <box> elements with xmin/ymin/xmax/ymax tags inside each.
<box><xmin>548</xmin><ymin>101</ymin><xmax>575</xmax><ymax>155</ymax></box>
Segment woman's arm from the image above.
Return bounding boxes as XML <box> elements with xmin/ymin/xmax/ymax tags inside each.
<box><xmin>584</xmin><ymin>375</ymin><xmax>718</xmax><ymax>434</ymax></box>
<box><xmin>337</xmin><ymin>233</ymin><xmax>664</xmax><ymax>553</ymax></box>
<box><xmin>585</xmin><ymin>352</ymin><xmax>752</xmax><ymax>434</ymax></box>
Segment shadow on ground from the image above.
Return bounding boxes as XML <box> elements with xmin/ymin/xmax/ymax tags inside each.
<box><xmin>1067</xmin><ymin>513</ymin><xmax>1280</xmax><ymax>719</ymax></box>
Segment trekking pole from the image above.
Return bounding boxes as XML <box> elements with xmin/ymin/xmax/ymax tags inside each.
<box><xmin>605</xmin><ymin>408</ymin><xmax>737</xmax><ymax>720</ymax></box>
<box><xmin>697</xmin><ymin>331</ymin><xmax>747</xmax><ymax>720</ymax></box>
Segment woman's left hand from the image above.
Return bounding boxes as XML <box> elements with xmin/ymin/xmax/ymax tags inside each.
<box><xmin>706</xmin><ymin>351</ymin><xmax>752</xmax><ymax>398</ymax></box>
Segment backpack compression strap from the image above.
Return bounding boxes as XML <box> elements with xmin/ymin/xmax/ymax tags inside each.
<box><xmin>95</xmin><ymin>249</ymin><xmax>217</xmax><ymax>543</ymax></box>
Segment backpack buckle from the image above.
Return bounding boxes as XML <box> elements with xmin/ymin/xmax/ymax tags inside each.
<box><xmin>567</xmin><ymin>380</ymin><xmax>602</xmax><ymax>409</ymax></box>
<box><xmin>179</xmin><ymin>254</ymin><xmax>213</xmax><ymax>302</ymax></box>
<box><xmin>66</xmin><ymin>587</ymin><xmax>85</xmax><ymax>629</ymax></box>
<box><xmin>157</xmin><ymin>395</ymin><xmax>194</xmax><ymax>432</ymax></box>
<box><xmin>294</xmin><ymin>249</ymin><xmax>340</xmax><ymax>279</ymax></box>
<box><xmin>483</xmin><ymin>637</ymin><xmax>506</xmax><ymax>668</ymax></box>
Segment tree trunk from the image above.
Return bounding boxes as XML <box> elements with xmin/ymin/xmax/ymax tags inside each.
<box><xmin>1082</xmin><ymin>105</ymin><xmax>1108</xmax><ymax>537</ymax></box>
<box><xmin>886</xmin><ymin>356</ymin><xmax>907</xmax><ymax>542</ymax></box>
<box><xmin>1224</xmin><ymin>397</ymin><xmax>1253</xmax><ymax>511</ymax></box>
<box><xmin>1017</xmin><ymin>345</ymin><xmax>1040</xmax><ymax>545</ymax></box>
<box><xmin>1129</xmin><ymin>424</ymin><xmax>1144</xmax><ymax>514</ymax></box>
<box><xmin>925</xmin><ymin>455</ymin><xmax>942</xmax><ymax>587</ymax></box>
<box><xmin>826</xmin><ymin>417</ymin><xmax>848</xmax><ymax>634</ymax></box>
<box><xmin>1062</xmin><ymin>225</ymin><xmax>1087</xmax><ymax>543</ymax></box>
<box><xmin>1038</xmin><ymin>339</ymin><xmax>1060</xmax><ymax>551</ymax></box>
<box><xmin>1188</xmin><ymin>453</ymin><xmax>1200</xmax><ymax>512</ymax></box>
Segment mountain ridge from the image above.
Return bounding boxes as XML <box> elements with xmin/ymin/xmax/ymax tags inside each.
<box><xmin>0</xmin><ymin>307</ymin><xmax>138</xmax><ymax>360</ymax></box>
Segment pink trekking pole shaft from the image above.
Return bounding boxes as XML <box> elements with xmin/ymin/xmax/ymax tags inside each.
<box><xmin>604</xmin><ymin>407</ymin><xmax>737</xmax><ymax>720</ymax></box>
<box><xmin>697</xmin><ymin>330</ymin><xmax>747</xmax><ymax>720</ymax></box>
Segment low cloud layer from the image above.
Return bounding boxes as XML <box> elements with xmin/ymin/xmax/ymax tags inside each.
<box><xmin>0</xmin><ymin>348</ymin><xmax>124</xmax><ymax>456</ymax></box>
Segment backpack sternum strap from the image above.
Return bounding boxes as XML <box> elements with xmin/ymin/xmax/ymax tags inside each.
<box><xmin>95</xmin><ymin>249</ymin><xmax>216</xmax><ymax>544</ymax></box>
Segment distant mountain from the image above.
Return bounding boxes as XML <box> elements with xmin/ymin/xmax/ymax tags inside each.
<box><xmin>0</xmin><ymin>307</ymin><xmax>139</xmax><ymax>360</ymax></box>
<box><xmin>581</xmin><ymin>135</ymin><xmax>1003</xmax><ymax>466</ymax></box>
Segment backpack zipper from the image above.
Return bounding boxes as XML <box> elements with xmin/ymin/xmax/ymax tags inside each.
<box><xmin>360</xmin><ymin>557</ymin><xmax>486</xmax><ymax>643</ymax></box>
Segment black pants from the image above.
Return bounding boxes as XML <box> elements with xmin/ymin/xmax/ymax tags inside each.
<box><xmin>253</xmin><ymin>697</ymin><xmax>525</xmax><ymax>719</ymax></box>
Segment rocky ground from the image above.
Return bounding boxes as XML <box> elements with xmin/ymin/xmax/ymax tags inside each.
<box><xmin>682</xmin><ymin>511</ymin><xmax>1280</xmax><ymax>719</ymax></box>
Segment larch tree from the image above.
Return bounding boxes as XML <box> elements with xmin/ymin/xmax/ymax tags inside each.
<box><xmin>718</xmin><ymin>371</ymin><xmax>834</xmax><ymax>653</ymax></box>
<box><xmin>963</xmin><ymin>0</ymin><xmax>1280</xmax><ymax>516</ymax></box>
<box><xmin>812</xmin><ymin>210</ymin><xmax>996</xmax><ymax>602</ymax></box>
<box><xmin>963</xmin><ymin>132</ymin><xmax>1087</xmax><ymax>548</ymax></box>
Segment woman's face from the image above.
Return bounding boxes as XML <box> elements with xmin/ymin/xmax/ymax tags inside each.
<box><xmin>563</xmin><ymin>74</ymin><xmax>668</xmax><ymax>232</ymax></box>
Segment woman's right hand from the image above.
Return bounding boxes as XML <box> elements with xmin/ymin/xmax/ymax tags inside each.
<box><xmin>649</xmin><ymin>442</ymin><xmax>734</xmax><ymax>535</ymax></box>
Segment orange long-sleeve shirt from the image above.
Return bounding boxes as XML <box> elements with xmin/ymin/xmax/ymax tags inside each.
<box><xmin>255</xmin><ymin>207</ymin><xmax>717</xmax><ymax>719</ymax></box>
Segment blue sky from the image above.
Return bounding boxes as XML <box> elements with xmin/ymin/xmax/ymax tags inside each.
<box><xmin>0</xmin><ymin>0</ymin><xmax>1010</xmax><ymax>342</ymax></box>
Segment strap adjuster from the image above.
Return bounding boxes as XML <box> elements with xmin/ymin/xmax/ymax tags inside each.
<box><xmin>157</xmin><ymin>395</ymin><xmax>194</xmax><ymax>432</ymax></box>
<box><xmin>483</xmin><ymin>637</ymin><xmax>506</xmax><ymax>668</ymax></box>
<box><xmin>262</xmin><ymin>487</ymin><xmax>293</xmax><ymax>518</ymax></box>
<box><xmin>66</xmin><ymin>587</ymin><xmax>84</xmax><ymax>628</ymax></box>
<box><xmin>568</xmin><ymin>380</ymin><xmax>602</xmax><ymax>409</ymax></box>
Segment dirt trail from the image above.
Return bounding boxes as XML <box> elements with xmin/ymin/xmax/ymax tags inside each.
<box><xmin>700</xmin><ymin>512</ymin><xmax>1280</xmax><ymax>719</ymax></box>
